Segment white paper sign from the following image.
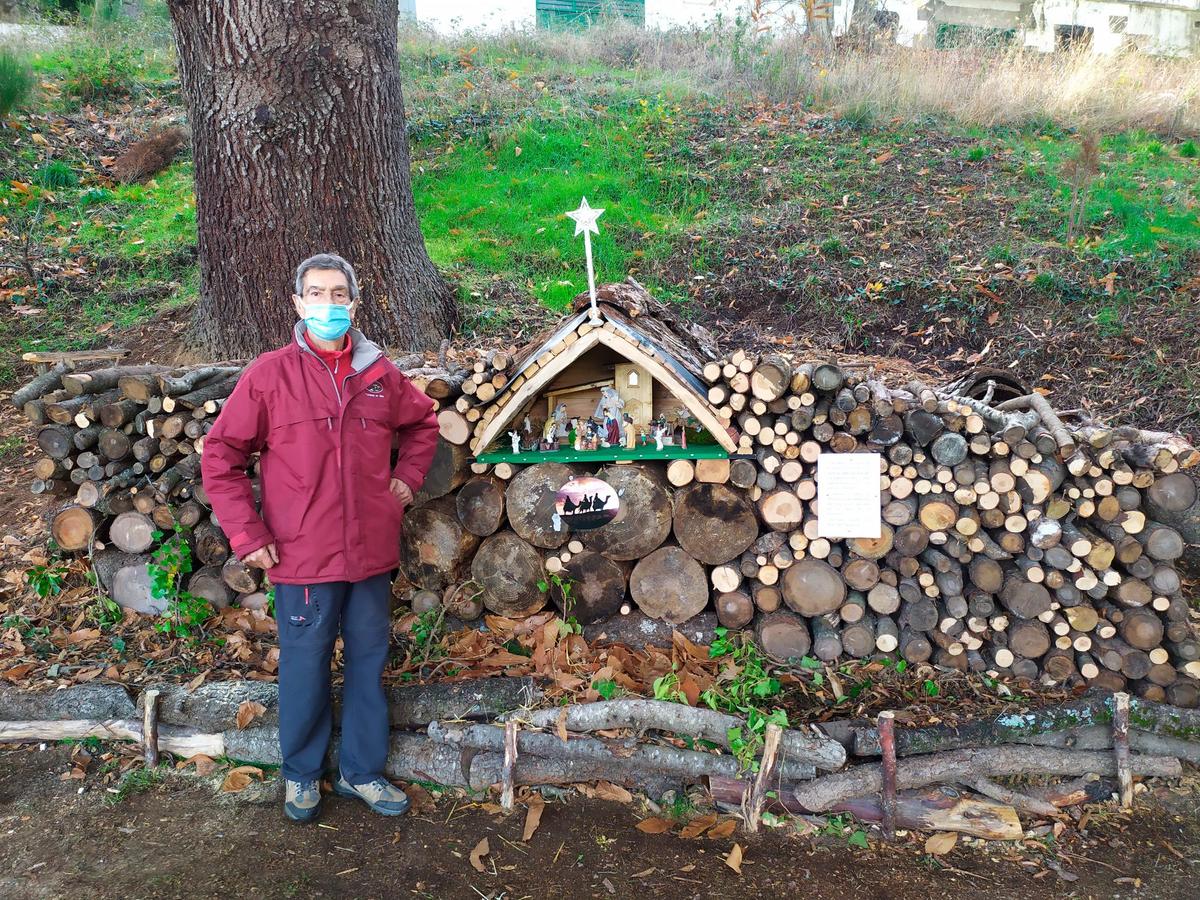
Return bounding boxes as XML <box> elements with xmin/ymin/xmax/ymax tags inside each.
<box><xmin>816</xmin><ymin>452</ymin><xmax>882</xmax><ymax>539</ymax></box>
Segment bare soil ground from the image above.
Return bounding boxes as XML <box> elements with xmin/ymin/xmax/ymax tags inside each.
<box><xmin>2</xmin><ymin>743</ymin><xmax>1199</xmax><ymax>900</ymax></box>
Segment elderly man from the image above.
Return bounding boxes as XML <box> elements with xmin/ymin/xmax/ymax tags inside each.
<box><xmin>201</xmin><ymin>253</ymin><xmax>439</xmax><ymax>823</ymax></box>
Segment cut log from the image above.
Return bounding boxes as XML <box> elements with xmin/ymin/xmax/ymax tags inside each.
<box><xmin>754</xmin><ymin>610</ymin><xmax>812</xmax><ymax>662</ymax></box>
<box><xmin>220</xmin><ymin>556</ymin><xmax>261</xmax><ymax>594</ymax></box>
<box><xmin>757</xmin><ymin>489</ymin><xmax>805</xmax><ymax>532</ymax></box>
<box><xmin>558</xmin><ymin>551</ymin><xmax>630</xmax><ymax>625</ymax></box>
<box><xmin>62</xmin><ymin>365</ymin><xmax>169</xmax><ymax>397</ymax></box>
<box><xmin>581</xmin><ymin>464</ymin><xmax>672</xmax><ymax>561</ymax></box>
<box><xmin>714</xmin><ymin>590</ymin><xmax>755</xmax><ymax>630</ymax></box>
<box><xmin>629</xmin><ymin>546</ymin><xmax>708</xmax><ymax>625</ymax></box>
<box><xmin>442</xmin><ymin>581</ymin><xmax>484</xmax><ymax>621</ymax></box>
<box><xmin>506</xmin><ymin>462</ymin><xmax>577</xmax><ymax>549</ymax></box>
<box><xmin>186</xmin><ymin>566</ymin><xmax>234</xmax><ymax>609</ymax></box>
<box><xmin>401</xmin><ymin>500</ymin><xmax>482</xmax><ymax>592</ymax></box>
<box><xmin>413</xmin><ymin>438</ymin><xmax>471</xmax><ymax>505</ymax></box>
<box><xmin>111</xmin><ymin>559</ymin><xmax>165</xmax><ymax>614</ymax></box>
<box><xmin>436</xmin><ymin>408</ymin><xmax>471</xmax><ymax>446</ymax></box>
<box><xmin>672</xmin><ymin>483</ymin><xmax>759</xmax><ymax>565</ymax></box>
<box><xmin>11</xmin><ymin>363</ymin><xmax>67</xmax><ymax>409</ymax></box>
<box><xmin>471</xmin><ymin>531</ymin><xmax>547</xmax><ymax>618</ymax></box>
<box><xmin>50</xmin><ymin>505</ymin><xmax>102</xmax><ymax>552</ymax></box>
<box><xmin>666</xmin><ymin>459</ymin><xmax>695</xmax><ymax>487</ymax></box>
<box><xmin>781</xmin><ymin>558</ymin><xmax>846</xmax><ymax>616</ymax></box>
<box><xmin>192</xmin><ymin>519</ymin><xmax>231</xmax><ymax>566</ymax></box>
<box><xmin>455</xmin><ymin>476</ymin><xmax>506</xmax><ymax>537</ymax></box>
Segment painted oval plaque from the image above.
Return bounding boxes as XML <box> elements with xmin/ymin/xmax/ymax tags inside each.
<box><xmin>555</xmin><ymin>476</ymin><xmax>619</xmax><ymax>531</ymax></box>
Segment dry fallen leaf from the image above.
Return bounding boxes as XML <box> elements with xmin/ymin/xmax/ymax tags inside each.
<box><xmin>220</xmin><ymin>764</ymin><xmax>264</xmax><ymax>793</ymax></box>
<box><xmin>680</xmin><ymin>813</ymin><xmax>719</xmax><ymax>839</ymax></box>
<box><xmin>924</xmin><ymin>831</ymin><xmax>959</xmax><ymax>855</ymax></box>
<box><xmin>592</xmin><ymin>781</ymin><xmax>633</xmax><ymax>804</ymax></box>
<box><xmin>469</xmin><ymin>837</ymin><xmax>490</xmax><ymax>873</ymax></box>
<box><xmin>635</xmin><ymin>817</ymin><xmax>673</xmax><ymax>834</ymax></box>
<box><xmin>176</xmin><ymin>753</ymin><xmax>218</xmax><ymax>777</ymax></box>
<box><xmin>403</xmin><ymin>783</ymin><xmax>437</xmax><ymax>815</ymax></box>
<box><xmin>724</xmin><ymin>843</ymin><xmax>743</xmax><ymax>874</ymax></box>
<box><xmin>706</xmin><ymin>818</ymin><xmax>738</xmax><ymax>840</ymax></box>
<box><xmin>236</xmin><ymin>700</ymin><xmax>267</xmax><ymax>730</ymax></box>
<box><xmin>522</xmin><ymin>795</ymin><xmax>545</xmax><ymax>841</ymax></box>
<box><xmin>556</xmin><ymin>706</ymin><xmax>569</xmax><ymax>743</ymax></box>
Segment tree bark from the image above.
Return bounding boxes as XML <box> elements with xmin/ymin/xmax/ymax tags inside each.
<box><xmin>793</xmin><ymin>746</ymin><xmax>1181</xmax><ymax>812</ymax></box>
<box><xmin>167</xmin><ymin>0</ymin><xmax>456</xmax><ymax>356</ymax></box>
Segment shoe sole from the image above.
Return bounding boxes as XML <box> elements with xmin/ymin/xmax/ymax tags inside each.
<box><xmin>332</xmin><ymin>781</ymin><xmax>409</xmax><ymax>816</ymax></box>
<box><xmin>284</xmin><ymin>805</ymin><xmax>320</xmax><ymax>824</ymax></box>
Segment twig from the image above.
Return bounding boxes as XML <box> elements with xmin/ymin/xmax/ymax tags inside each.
<box><xmin>878</xmin><ymin>711</ymin><xmax>897</xmax><ymax>841</ymax></box>
<box><xmin>501</xmin><ymin>719</ymin><xmax>518</xmax><ymax>812</ymax></box>
<box><xmin>742</xmin><ymin>721</ymin><xmax>782</xmax><ymax>834</ymax></box>
<box><xmin>1113</xmin><ymin>692</ymin><xmax>1133</xmax><ymax>809</ymax></box>
<box><xmin>142</xmin><ymin>688</ymin><xmax>160</xmax><ymax>767</ymax></box>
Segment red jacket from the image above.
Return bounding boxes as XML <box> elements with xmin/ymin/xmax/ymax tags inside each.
<box><xmin>200</xmin><ymin>323</ymin><xmax>439</xmax><ymax>584</ymax></box>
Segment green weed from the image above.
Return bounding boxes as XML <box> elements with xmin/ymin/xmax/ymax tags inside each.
<box><xmin>148</xmin><ymin>530</ymin><xmax>212</xmax><ymax>641</ymax></box>
<box><xmin>1180</xmin><ymin>140</ymin><xmax>1198</xmax><ymax>159</ymax></box>
<box><xmin>35</xmin><ymin>160</ymin><xmax>79</xmax><ymax>189</ymax></box>
<box><xmin>105</xmin><ymin>766</ymin><xmax>167</xmax><ymax>805</ymax></box>
<box><xmin>25</xmin><ymin>564</ymin><xmax>68</xmax><ymax>599</ymax></box>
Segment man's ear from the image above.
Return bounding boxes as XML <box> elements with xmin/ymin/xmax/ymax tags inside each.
<box><xmin>291</xmin><ymin>294</ymin><xmax>305</xmax><ymax>318</ymax></box>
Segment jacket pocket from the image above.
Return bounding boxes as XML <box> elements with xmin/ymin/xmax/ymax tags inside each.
<box><xmin>262</xmin><ymin>413</ymin><xmax>334</xmax><ymax>542</ymax></box>
<box><xmin>350</xmin><ymin>404</ymin><xmax>395</xmax><ymax>480</ymax></box>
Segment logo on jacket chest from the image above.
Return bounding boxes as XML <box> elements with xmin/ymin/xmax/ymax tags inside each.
<box><xmin>365</xmin><ymin>381</ymin><xmax>385</xmax><ymax>398</ymax></box>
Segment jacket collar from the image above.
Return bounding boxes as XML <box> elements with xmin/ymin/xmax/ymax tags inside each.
<box><xmin>293</xmin><ymin>321</ymin><xmax>383</xmax><ymax>375</ymax></box>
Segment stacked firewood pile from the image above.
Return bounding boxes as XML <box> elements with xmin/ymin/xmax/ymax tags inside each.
<box><xmin>11</xmin><ymin>286</ymin><xmax>1200</xmax><ymax>708</ymax></box>
<box><xmin>10</xmin><ymin>346</ymin><xmax>513</xmax><ymax>615</ymax></box>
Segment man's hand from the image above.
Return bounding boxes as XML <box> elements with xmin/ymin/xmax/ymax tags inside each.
<box><xmin>244</xmin><ymin>543</ymin><xmax>279</xmax><ymax>570</ymax></box>
<box><xmin>389</xmin><ymin>477</ymin><xmax>413</xmax><ymax>507</ymax></box>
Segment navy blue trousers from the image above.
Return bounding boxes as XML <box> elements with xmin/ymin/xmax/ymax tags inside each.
<box><xmin>275</xmin><ymin>573</ymin><xmax>391</xmax><ymax>785</ymax></box>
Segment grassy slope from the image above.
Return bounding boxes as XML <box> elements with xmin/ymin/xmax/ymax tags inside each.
<box><xmin>1</xmin><ymin>20</ymin><xmax>1198</xmax><ymax>431</ymax></box>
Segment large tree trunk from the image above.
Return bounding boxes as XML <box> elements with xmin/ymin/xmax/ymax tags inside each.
<box><xmin>167</xmin><ymin>0</ymin><xmax>456</xmax><ymax>357</ymax></box>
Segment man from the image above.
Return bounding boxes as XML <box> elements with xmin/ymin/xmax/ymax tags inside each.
<box><xmin>201</xmin><ymin>253</ymin><xmax>439</xmax><ymax>824</ymax></box>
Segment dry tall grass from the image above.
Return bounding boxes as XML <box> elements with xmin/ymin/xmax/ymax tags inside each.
<box><xmin>405</xmin><ymin>19</ymin><xmax>1199</xmax><ymax>135</ymax></box>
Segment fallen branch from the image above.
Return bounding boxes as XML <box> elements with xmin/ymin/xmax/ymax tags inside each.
<box><xmin>427</xmin><ymin>720</ymin><xmax>816</xmax><ymax>784</ymax></box>
<box><xmin>966</xmin><ymin>778</ymin><xmax>1058</xmax><ymax>817</ymax></box>
<box><xmin>852</xmin><ymin>694</ymin><xmax>1200</xmax><ymax>757</ymax></box>
<box><xmin>503</xmin><ymin>699</ymin><xmax>846</xmax><ymax>771</ymax></box>
<box><xmin>708</xmin><ymin>778</ymin><xmax>1022</xmax><ymax>840</ymax></box>
<box><xmin>792</xmin><ymin>746</ymin><xmax>1181</xmax><ymax>812</ymax></box>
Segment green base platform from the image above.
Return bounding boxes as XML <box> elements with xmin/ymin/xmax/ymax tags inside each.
<box><xmin>475</xmin><ymin>444</ymin><xmax>729</xmax><ymax>464</ymax></box>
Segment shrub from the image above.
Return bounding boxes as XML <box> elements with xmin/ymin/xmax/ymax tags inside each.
<box><xmin>60</xmin><ymin>44</ymin><xmax>145</xmax><ymax>101</ymax></box>
<box><xmin>0</xmin><ymin>50</ymin><xmax>34</xmax><ymax>117</ymax></box>
<box><xmin>1180</xmin><ymin>140</ymin><xmax>1198</xmax><ymax>159</ymax></box>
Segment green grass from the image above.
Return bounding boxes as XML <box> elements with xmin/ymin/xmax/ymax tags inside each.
<box><xmin>1006</xmin><ymin>130</ymin><xmax>1200</xmax><ymax>259</ymax></box>
<box><xmin>411</xmin><ymin>96</ymin><xmax>710</xmax><ymax>309</ymax></box>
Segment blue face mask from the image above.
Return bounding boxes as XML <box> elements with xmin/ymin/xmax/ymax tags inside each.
<box><xmin>302</xmin><ymin>303</ymin><xmax>352</xmax><ymax>341</ymax></box>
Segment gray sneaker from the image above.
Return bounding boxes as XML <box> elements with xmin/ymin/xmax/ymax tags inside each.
<box><xmin>332</xmin><ymin>772</ymin><xmax>411</xmax><ymax>817</ymax></box>
<box><xmin>284</xmin><ymin>779</ymin><xmax>322</xmax><ymax>823</ymax></box>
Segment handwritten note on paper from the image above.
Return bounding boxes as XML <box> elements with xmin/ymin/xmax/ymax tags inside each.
<box><xmin>817</xmin><ymin>452</ymin><xmax>882</xmax><ymax>539</ymax></box>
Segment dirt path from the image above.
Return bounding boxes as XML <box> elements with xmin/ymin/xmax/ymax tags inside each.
<box><xmin>2</xmin><ymin>744</ymin><xmax>1198</xmax><ymax>900</ymax></box>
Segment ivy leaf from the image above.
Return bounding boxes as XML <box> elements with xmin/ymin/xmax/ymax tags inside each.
<box><xmin>847</xmin><ymin>829</ymin><xmax>869</xmax><ymax>849</ymax></box>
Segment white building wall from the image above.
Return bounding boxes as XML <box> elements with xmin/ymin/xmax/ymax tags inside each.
<box><xmin>1025</xmin><ymin>0</ymin><xmax>1200</xmax><ymax>56</ymax></box>
<box><xmin>645</xmin><ymin>0</ymin><xmax>751</xmax><ymax>29</ymax></box>
<box><xmin>409</xmin><ymin>0</ymin><xmax>535</xmax><ymax>34</ymax></box>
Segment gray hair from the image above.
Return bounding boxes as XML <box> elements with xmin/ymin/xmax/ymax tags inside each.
<box><xmin>293</xmin><ymin>253</ymin><xmax>360</xmax><ymax>300</ymax></box>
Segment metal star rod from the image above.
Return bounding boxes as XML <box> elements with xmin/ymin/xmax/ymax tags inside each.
<box><xmin>566</xmin><ymin>197</ymin><xmax>605</xmax><ymax>318</ymax></box>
